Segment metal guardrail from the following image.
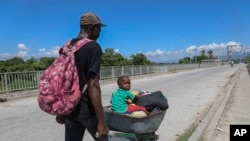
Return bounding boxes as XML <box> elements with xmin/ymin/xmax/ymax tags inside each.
<box><xmin>0</xmin><ymin>64</ymin><xmax>218</xmax><ymax>95</ymax></box>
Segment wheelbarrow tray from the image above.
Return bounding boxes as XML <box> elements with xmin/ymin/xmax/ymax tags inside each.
<box><xmin>104</xmin><ymin>106</ymin><xmax>166</xmax><ymax>134</ymax></box>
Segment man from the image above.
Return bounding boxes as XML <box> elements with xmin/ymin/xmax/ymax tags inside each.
<box><xmin>57</xmin><ymin>12</ymin><xmax>108</xmax><ymax>141</ymax></box>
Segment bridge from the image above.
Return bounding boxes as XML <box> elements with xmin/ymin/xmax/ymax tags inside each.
<box><xmin>0</xmin><ymin>63</ymin><xmax>250</xmax><ymax>141</ymax></box>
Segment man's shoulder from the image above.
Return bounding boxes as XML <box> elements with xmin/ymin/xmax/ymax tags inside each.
<box><xmin>70</xmin><ymin>38</ymin><xmax>100</xmax><ymax>47</ymax></box>
<box><xmin>76</xmin><ymin>40</ymin><xmax>102</xmax><ymax>53</ymax></box>
<box><xmin>84</xmin><ymin>40</ymin><xmax>101</xmax><ymax>47</ymax></box>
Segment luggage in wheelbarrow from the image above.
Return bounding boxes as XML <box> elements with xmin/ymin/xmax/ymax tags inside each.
<box><xmin>104</xmin><ymin>105</ymin><xmax>167</xmax><ymax>134</ymax></box>
<box><xmin>134</xmin><ymin>91</ymin><xmax>169</xmax><ymax>112</ymax></box>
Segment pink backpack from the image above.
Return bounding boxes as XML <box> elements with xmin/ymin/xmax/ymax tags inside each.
<box><xmin>38</xmin><ymin>38</ymin><xmax>91</xmax><ymax>116</ymax></box>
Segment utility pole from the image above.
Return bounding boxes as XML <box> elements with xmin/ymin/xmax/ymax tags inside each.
<box><xmin>217</xmin><ymin>48</ymin><xmax>220</xmax><ymax>60</ymax></box>
<box><xmin>227</xmin><ymin>45</ymin><xmax>233</xmax><ymax>62</ymax></box>
<box><xmin>194</xmin><ymin>48</ymin><xmax>197</xmax><ymax>64</ymax></box>
<box><xmin>189</xmin><ymin>52</ymin><xmax>192</xmax><ymax>64</ymax></box>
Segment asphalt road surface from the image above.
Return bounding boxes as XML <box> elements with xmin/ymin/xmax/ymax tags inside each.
<box><xmin>0</xmin><ymin>64</ymin><xmax>240</xmax><ymax>141</ymax></box>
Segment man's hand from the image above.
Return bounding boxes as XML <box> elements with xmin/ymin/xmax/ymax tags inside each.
<box><xmin>96</xmin><ymin>122</ymin><xmax>108</xmax><ymax>139</ymax></box>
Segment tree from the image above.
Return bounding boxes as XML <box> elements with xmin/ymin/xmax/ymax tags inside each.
<box><xmin>130</xmin><ymin>53</ymin><xmax>151</xmax><ymax>65</ymax></box>
<box><xmin>32</xmin><ymin>62</ymin><xmax>47</xmax><ymax>70</ymax></box>
<box><xmin>201</xmin><ymin>50</ymin><xmax>206</xmax><ymax>56</ymax></box>
<box><xmin>208</xmin><ymin>50</ymin><xmax>214</xmax><ymax>59</ymax></box>
<box><xmin>5</xmin><ymin>57</ymin><xmax>25</xmax><ymax>72</ymax></box>
<box><xmin>102</xmin><ymin>48</ymin><xmax>132</xmax><ymax>66</ymax></box>
<box><xmin>0</xmin><ymin>48</ymin><xmax>153</xmax><ymax>71</ymax></box>
<box><xmin>0</xmin><ymin>61</ymin><xmax>6</xmax><ymax>72</ymax></box>
<box><xmin>24</xmin><ymin>57</ymin><xmax>37</xmax><ymax>71</ymax></box>
<box><xmin>178</xmin><ymin>57</ymin><xmax>190</xmax><ymax>64</ymax></box>
<box><xmin>197</xmin><ymin>49</ymin><xmax>208</xmax><ymax>61</ymax></box>
<box><xmin>40</xmin><ymin>57</ymin><xmax>55</xmax><ymax>66</ymax></box>
<box><xmin>32</xmin><ymin>57</ymin><xmax>55</xmax><ymax>70</ymax></box>
<box><xmin>26</xmin><ymin>57</ymin><xmax>37</xmax><ymax>65</ymax></box>
<box><xmin>102</xmin><ymin>48</ymin><xmax>120</xmax><ymax>66</ymax></box>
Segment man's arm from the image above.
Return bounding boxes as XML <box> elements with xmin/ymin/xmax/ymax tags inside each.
<box><xmin>87</xmin><ymin>75</ymin><xmax>108</xmax><ymax>139</ymax></box>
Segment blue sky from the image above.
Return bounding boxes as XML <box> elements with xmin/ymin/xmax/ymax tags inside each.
<box><xmin>0</xmin><ymin>0</ymin><xmax>249</xmax><ymax>63</ymax></box>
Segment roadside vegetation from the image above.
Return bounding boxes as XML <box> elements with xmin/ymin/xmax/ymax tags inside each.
<box><xmin>178</xmin><ymin>49</ymin><xmax>248</xmax><ymax>64</ymax></box>
<box><xmin>0</xmin><ymin>48</ymin><xmax>152</xmax><ymax>73</ymax></box>
<box><xmin>175</xmin><ymin>123</ymin><xmax>197</xmax><ymax>141</ymax></box>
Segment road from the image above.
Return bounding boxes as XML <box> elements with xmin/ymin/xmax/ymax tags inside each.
<box><xmin>0</xmin><ymin>64</ymin><xmax>241</xmax><ymax>141</ymax></box>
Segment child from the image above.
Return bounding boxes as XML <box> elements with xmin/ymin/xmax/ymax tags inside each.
<box><xmin>110</xmin><ymin>76</ymin><xmax>150</xmax><ymax>115</ymax></box>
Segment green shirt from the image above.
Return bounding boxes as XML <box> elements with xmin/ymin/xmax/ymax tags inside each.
<box><xmin>110</xmin><ymin>88</ymin><xmax>135</xmax><ymax>114</ymax></box>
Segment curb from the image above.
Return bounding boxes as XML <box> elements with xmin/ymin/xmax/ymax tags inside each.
<box><xmin>187</xmin><ymin>66</ymin><xmax>241</xmax><ymax>141</ymax></box>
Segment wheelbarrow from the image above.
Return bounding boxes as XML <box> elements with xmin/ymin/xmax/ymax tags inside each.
<box><xmin>104</xmin><ymin>105</ymin><xmax>167</xmax><ymax>141</ymax></box>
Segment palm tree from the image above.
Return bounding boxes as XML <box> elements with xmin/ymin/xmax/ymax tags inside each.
<box><xmin>201</xmin><ymin>50</ymin><xmax>206</xmax><ymax>56</ymax></box>
<box><xmin>208</xmin><ymin>50</ymin><xmax>213</xmax><ymax>59</ymax></box>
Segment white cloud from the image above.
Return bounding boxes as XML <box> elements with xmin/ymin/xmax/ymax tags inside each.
<box><xmin>185</xmin><ymin>46</ymin><xmax>196</xmax><ymax>53</ymax></box>
<box><xmin>145</xmin><ymin>49</ymin><xmax>164</xmax><ymax>57</ymax></box>
<box><xmin>17</xmin><ymin>50</ymin><xmax>28</xmax><ymax>58</ymax></box>
<box><xmin>198</xmin><ymin>45</ymin><xmax>206</xmax><ymax>51</ymax></box>
<box><xmin>207</xmin><ymin>43</ymin><xmax>218</xmax><ymax>50</ymax></box>
<box><xmin>114</xmin><ymin>49</ymin><xmax>119</xmax><ymax>53</ymax></box>
<box><xmin>17</xmin><ymin>43</ymin><xmax>29</xmax><ymax>50</ymax></box>
<box><xmin>39</xmin><ymin>48</ymin><xmax>46</xmax><ymax>52</ymax></box>
<box><xmin>0</xmin><ymin>53</ymin><xmax>12</xmax><ymax>60</ymax></box>
<box><xmin>39</xmin><ymin>46</ymin><xmax>60</xmax><ymax>57</ymax></box>
<box><xmin>15</xmin><ymin>43</ymin><xmax>30</xmax><ymax>59</ymax></box>
<box><xmin>143</xmin><ymin>41</ymin><xmax>245</xmax><ymax>63</ymax></box>
<box><xmin>0</xmin><ymin>41</ymin><xmax>246</xmax><ymax>63</ymax></box>
<box><xmin>226</xmin><ymin>41</ymin><xmax>239</xmax><ymax>46</ymax></box>
<box><xmin>166</xmin><ymin>51</ymin><xmax>173</xmax><ymax>55</ymax></box>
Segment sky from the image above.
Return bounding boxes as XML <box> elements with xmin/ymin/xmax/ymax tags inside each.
<box><xmin>0</xmin><ymin>0</ymin><xmax>250</xmax><ymax>63</ymax></box>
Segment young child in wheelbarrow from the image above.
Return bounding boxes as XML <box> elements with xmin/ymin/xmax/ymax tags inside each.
<box><xmin>110</xmin><ymin>76</ymin><xmax>150</xmax><ymax>115</ymax></box>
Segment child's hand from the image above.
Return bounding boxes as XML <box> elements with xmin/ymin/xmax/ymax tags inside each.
<box><xmin>131</xmin><ymin>91</ymin><xmax>139</xmax><ymax>95</ymax></box>
<box><xmin>127</xmin><ymin>99</ymin><xmax>133</xmax><ymax>104</ymax></box>
<box><xmin>136</xmin><ymin>95</ymin><xmax>142</xmax><ymax>98</ymax></box>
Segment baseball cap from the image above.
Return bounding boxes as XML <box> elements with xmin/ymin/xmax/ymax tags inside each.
<box><xmin>80</xmin><ymin>12</ymin><xmax>106</xmax><ymax>27</ymax></box>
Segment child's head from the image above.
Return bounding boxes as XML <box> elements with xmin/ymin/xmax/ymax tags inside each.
<box><xmin>117</xmin><ymin>76</ymin><xmax>131</xmax><ymax>90</ymax></box>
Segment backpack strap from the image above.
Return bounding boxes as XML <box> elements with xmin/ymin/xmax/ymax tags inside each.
<box><xmin>61</xmin><ymin>38</ymin><xmax>92</xmax><ymax>54</ymax></box>
<box><xmin>71</xmin><ymin>38</ymin><xmax>92</xmax><ymax>53</ymax></box>
<box><xmin>65</xmin><ymin>38</ymin><xmax>92</xmax><ymax>93</ymax></box>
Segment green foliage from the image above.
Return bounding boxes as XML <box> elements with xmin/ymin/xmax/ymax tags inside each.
<box><xmin>32</xmin><ymin>62</ymin><xmax>47</xmax><ymax>70</ymax></box>
<box><xmin>0</xmin><ymin>61</ymin><xmax>6</xmax><ymax>72</ymax></box>
<box><xmin>0</xmin><ymin>57</ymin><xmax>56</xmax><ymax>72</ymax></box>
<box><xmin>208</xmin><ymin>50</ymin><xmax>214</xmax><ymax>59</ymax></box>
<box><xmin>39</xmin><ymin>57</ymin><xmax>55</xmax><ymax>67</ymax></box>
<box><xmin>131</xmin><ymin>53</ymin><xmax>151</xmax><ymax>65</ymax></box>
<box><xmin>200</xmin><ymin>49</ymin><xmax>206</xmax><ymax>56</ymax></box>
<box><xmin>175</xmin><ymin>123</ymin><xmax>197</xmax><ymax>141</ymax></box>
<box><xmin>179</xmin><ymin>57</ymin><xmax>191</xmax><ymax>64</ymax></box>
<box><xmin>0</xmin><ymin>48</ymin><xmax>152</xmax><ymax>72</ymax></box>
<box><xmin>102</xmin><ymin>48</ymin><xmax>127</xmax><ymax>66</ymax></box>
<box><xmin>243</xmin><ymin>55</ymin><xmax>250</xmax><ymax>63</ymax></box>
<box><xmin>101</xmin><ymin>48</ymin><xmax>149</xmax><ymax>66</ymax></box>
<box><xmin>179</xmin><ymin>49</ymin><xmax>219</xmax><ymax>64</ymax></box>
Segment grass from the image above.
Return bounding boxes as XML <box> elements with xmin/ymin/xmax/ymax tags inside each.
<box><xmin>175</xmin><ymin>123</ymin><xmax>197</xmax><ymax>141</ymax></box>
<box><xmin>175</xmin><ymin>123</ymin><xmax>208</xmax><ymax>141</ymax></box>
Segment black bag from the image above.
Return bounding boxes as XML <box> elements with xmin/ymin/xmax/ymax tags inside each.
<box><xmin>134</xmin><ymin>91</ymin><xmax>169</xmax><ymax>112</ymax></box>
